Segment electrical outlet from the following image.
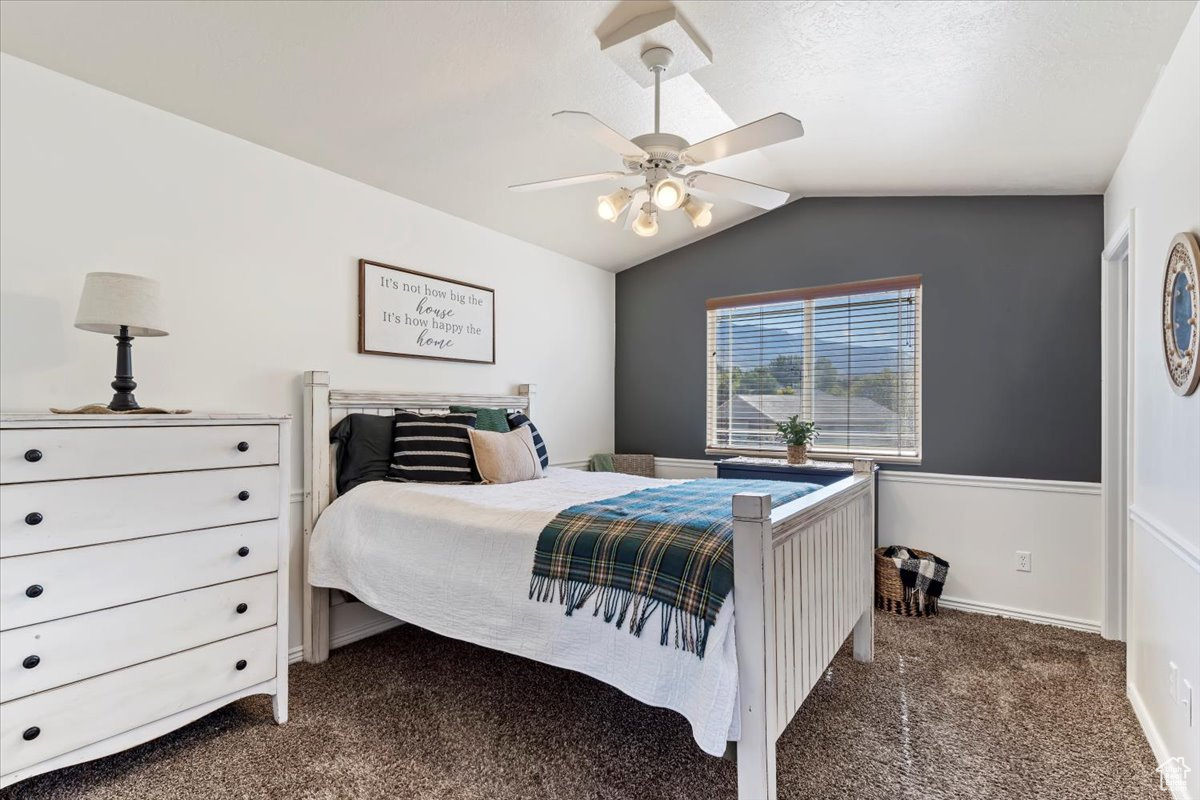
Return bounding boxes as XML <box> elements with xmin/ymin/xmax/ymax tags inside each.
<box><xmin>1183</xmin><ymin>679</ymin><xmax>1193</xmax><ymax>728</ymax></box>
<box><xmin>1015</xmin><ymin>551</ymin><xmax>1031</xmax><ymax>572</ymax></box>
<box><xmin>1169</xmin><ymin>662</ymin><xmax>1179</xmax><ymax>700</ymax></box>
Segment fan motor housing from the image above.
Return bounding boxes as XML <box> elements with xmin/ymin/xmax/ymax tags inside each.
<box><xmin>626</xmin><ymin>132</ymin><xmax>690</xmax><ymax>169</ymax></box>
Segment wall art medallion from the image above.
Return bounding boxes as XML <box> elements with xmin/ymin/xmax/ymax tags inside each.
<box><xmin>1162</xmin><ymin>232</ymin><xmax>1200</xmax><ymax>396</ymax></box>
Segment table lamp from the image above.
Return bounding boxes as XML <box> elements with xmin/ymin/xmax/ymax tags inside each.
<box><xmin>74</xmin><ymin>272</ymin><xmax>168</xmax><ymax>411</ymax></box>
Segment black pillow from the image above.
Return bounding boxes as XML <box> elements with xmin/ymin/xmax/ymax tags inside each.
<box><xmin>506</xmin><ymin>412</ymin><xmax>548</xmax><ymax>469</ymax></box>
<box><xmin>330</xmin><ymin>413</ymin><xmax>394</xmax><ymax>495</ymax></box>
<box><xmin>385</xmin><ymin>411</ymin><xmax>480</xmax><ymax>484</ymax></box>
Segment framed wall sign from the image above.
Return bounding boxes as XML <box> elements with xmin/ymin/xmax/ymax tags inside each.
<box><xmin>1162</xmin><ymin>232</ymin><xmax>1199</xmax><ymax>396</ymax></box>
<box><xmin>359</xmin><ymin>259</ymin><xmax>495</xmax><ymax>364</ymax></box>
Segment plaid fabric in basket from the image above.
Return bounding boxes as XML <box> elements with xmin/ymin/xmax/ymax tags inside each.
<box><xmin>530</xmin><ymin>479</ymin><xmax>819</xmax><ymax>658</ymax></box>
<box><xmin>882</xmin><ymin>545</ymin><xmax>949</xmax><ymax>613</ymax></box>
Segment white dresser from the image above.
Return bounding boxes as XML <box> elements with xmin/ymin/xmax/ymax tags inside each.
<box><xmin>0</xmin><ymin>413</ymin><xmax>290</xmax><ymax>788</ymax></box>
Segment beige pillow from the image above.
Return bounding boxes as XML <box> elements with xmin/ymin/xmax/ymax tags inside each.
<box><xmin>469</xmin><ymin>425</ymin><xmax>543</xmax><ymax>484</ymax></box>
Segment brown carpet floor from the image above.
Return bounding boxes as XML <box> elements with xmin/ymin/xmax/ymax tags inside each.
<box><xmin>3</xmin><ymin>610</ymin><xmax>1158</xmax><ymax>800</ymax></box>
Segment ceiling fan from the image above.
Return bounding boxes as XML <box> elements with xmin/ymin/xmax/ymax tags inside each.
<box><xmin>509</xmin><ymin>46</ymin><xmax>804</xmax><ymax>238</ymax></box>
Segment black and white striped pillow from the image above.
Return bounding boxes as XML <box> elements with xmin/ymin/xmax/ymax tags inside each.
<box><xmin>385</xmin><ymin>411</ymin><xmax>480</xmax><ymax>484</ymax></box>
<box><xmin>506</xmin><ymin>412</ymin><xmax>548</xmax><ymax>470</ymax></box>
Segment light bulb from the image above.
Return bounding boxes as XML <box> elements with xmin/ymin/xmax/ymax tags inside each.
<box><xmin>632</xmin><ymin>207</ymin><xmax>659</xmax><ymax>237</ymax></box>
<box><xmin>652</xmin><ymin>178</ymin><xmax>685</xmax><ymax>211</ymax></box>
<box><xmin>596</xmin><ymin>189</ymin><xmax>631</xmax><ymax>222</ymax></box>
<box><xmin>683</xmin><ymin>195</ymin><xmax>714</xmax><ymax>229</ymax></box>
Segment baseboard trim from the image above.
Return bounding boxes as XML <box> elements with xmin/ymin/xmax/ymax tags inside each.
<box><xmin>288</xmin><ymin>616</ymin><xmax>404</xmax><ymax>664</ymax></box>
<box><xmin>1129</xmin><ymin>505</ymin><xmax>1200</xmax><ymax>572</ymax></box>
<box><xmin>1128</xmin><ymin>680</ymin><xmax>1192</xmax><ymax>800</ymax></box>
<box><xmin>878</xmin><ymin>471</ymin><xmax>1101</xmax><ymax>495</ymax></box>
<box><xmin>551</xmin><ymin>459</ymin><xmax>589</xmax><ymax>470</ymax></box>
<box><xmin>937</xmin><ymin>595</ymin><xmax>1101</xmax><ymax>634</ymax></box>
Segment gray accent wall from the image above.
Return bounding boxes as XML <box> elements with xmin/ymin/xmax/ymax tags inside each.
<box><xmin>615</xmin><ymin>196</ymin><xmax>1103</xmax><ymax>482</ymax></box>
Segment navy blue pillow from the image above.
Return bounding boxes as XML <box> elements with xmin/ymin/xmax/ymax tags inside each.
<box><xmin>386</xmin><ymin>411</ymin><xmax>480</xmax><ymax>484</ymax></box>
<box><xmin>506</xmin><ymin>412</ymin><xmax>548</xmax><ymax>469</ymax></box>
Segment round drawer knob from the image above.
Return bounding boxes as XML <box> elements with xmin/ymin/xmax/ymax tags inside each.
<box><xmin>235</xmin><ymin>659</ymin><xmax>247</xmax><ymax>671</ymax></box>
<box><xmin>237</xmin><ymin>546</ymin><xmax>250</xmax><ymax>558</ymax></box>
<box><xmin>237</xmin><ymin>441</ymin><xmax>250</xmax><ymax>452</ymax></box>
<box><xmin>25</xmin><ymin>512</ymin><xmax>44</xmax><ymax>526</ymax></box>
<box><xmin>237</xmin><ymin>490</ymin><xmax>250</xmax><ymax>502</ymax></box>
<box><xmin>25</xmin><ymin>584</ymin><xmax>43</xmax><ymax>598</ymax></box>
<box><xmin>24</xmin><ymin>449</ymin><xmax>43</xmax><ymax>463</ymax></box>
<box><xmin>236</xmin><ymin>603</ymin><xmax>248</xmax><ymax>614</ymax></box>
<box><xmin>23</xmin><ymin>727</ymin><xmax>40</xmax><ymax>741</ymax></box>
<box><xmin>23</xmin><ymin>655</ymin><xmax>40</xmax><ymax>670</ymax></box>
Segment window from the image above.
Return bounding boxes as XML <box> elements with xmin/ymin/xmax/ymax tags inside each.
<box><xmin>706</xmin><ymin>276</ymin><xmax>921</xmax><ymax>461</ymax></box>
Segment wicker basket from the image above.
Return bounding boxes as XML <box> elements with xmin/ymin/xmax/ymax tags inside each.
<box><xmin>874</xmin><ymin>546</ymin><xmax>940</xmax><ymax>617</ymax></box>
<box><xmin>611</xmin><ymin>454</ymin><xmax>655</xmax><ymax>478</ymax></box>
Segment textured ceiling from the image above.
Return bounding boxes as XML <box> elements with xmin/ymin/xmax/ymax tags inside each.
<box><xmin>0</xmin><ymin>0</ymin><xmax>1194</xmax><ymax>271</ymax></box>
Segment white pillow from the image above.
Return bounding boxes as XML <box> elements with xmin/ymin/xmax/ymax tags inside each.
<box><xmin>468</xmin><ymin>426</ymin><xmax>543</xmax><ymax>484</ymax></box>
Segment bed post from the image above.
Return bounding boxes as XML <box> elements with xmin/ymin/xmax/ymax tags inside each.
<box><xmin>302</xmin><ymin>370</ymin><xmax>331</xmax><ymax>664</ymax></box>
<box><xmin>732</xmin><ymin>491</ymin><xmax>778</xmax><ymax>800</ymax></box>
<box><xmin>852</xmin><ymin>458</ymin><xmax>876</xmax><ymax>664</ymax></box>
<box><xmin>518</xmin><ymin>383</ymin><xmax>537</xmax><ymax>420</ymax></box>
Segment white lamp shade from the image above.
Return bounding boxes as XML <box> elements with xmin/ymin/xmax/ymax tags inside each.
<box><xmin>74</xmin><ymin>272</ymin><xmax>169</xmax><ymax>337</ymax></box>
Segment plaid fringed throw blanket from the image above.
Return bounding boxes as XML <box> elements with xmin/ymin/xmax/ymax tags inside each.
<box><xmin>530</xmin><ymin>479</ymin><xmax>819</xmax><ymax>658</ymax></box>
<box><xmin>882</xmin><ymin>545</ymin><xmax>949</xmax><ymax>613</ymax></box>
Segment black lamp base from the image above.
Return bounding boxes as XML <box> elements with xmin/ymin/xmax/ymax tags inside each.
<box><xmin>108</xmin><ymin>325</ymin><xmax>140</xmax><ymax>412</ymax></box>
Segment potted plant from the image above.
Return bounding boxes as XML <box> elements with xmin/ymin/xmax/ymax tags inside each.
<box><xmin>776</xmin><ymin>416</ymin><xmax>820</xmax><ymax>464</ymax></box>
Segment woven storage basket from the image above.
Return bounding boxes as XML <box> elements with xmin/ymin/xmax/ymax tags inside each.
<box><xmin>611</xmin><ymin>454</ymin><xmax>655</xmax><ymax>478</ymax></box>
<box><xmin>874</xmin><ymin>546</ymin><xmax>939</xmax><ymax>617</ymax></box>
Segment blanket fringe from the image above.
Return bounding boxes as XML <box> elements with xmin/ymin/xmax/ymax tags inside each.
<box><xmin>530</xmin><ymin>575</ymin><xmax>713</xmax><ymax>658</ymax></box>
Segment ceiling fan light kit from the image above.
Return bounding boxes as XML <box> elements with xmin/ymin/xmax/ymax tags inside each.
<box><xmin>683</xmin><ymin>196</ymin><xmax>714</xmax><ymax>229</ymax></box>
<box><xmin>510</xmin><ymin>32</ymin><xmax>804</xmax><ymax>239</ymax></box>
<box><xmin>597</xmin><ymin>188</ymin><xmax>633</xmax><ymax>221</ymax></box>
<box><xmin>632</xmin><ymin>205</ymin><xmax>659</xmax><ymax>238</ymax></box>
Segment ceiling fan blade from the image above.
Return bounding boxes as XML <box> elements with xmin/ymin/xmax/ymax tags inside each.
<box><xmin>686</xmin><ymin>172</ymin><xmax>791</xmax><ymax>210</ymax></box>
<box><xmin>624</xmin><ymin>189</ymin><xmax>649</xmax><ymax>230</ymax></box>
<box><xmin>508</xmin><ymin>171</ymin><xmax>628</xmax><ymax>192</ymax></box>
<box><xmin>553</xmin><ymin>111</ymin><xmax>649</xmax><ymax>160</ymax></box>
<box><xmin>680</xmin><ymin>113</ymin><xmax>805</xmax><ymax>166</ymax></box>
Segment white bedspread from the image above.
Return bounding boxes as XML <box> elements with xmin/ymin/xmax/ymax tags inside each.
<box><xmin>307</xmin><ymin>467</ymin><xmax>740</xmax><ymax>755</ymax></box>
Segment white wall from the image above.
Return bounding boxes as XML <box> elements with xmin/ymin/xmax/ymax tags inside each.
<box><xmin>655</xmin><ymin>459</ymin><xmax>1103</xmax><ymax>630</ymax></box>
<box><xmin>0</xmin><ymin>55</ymin><xmax>616</xmax><ymax>655</ymax></box>
<box><xmin>1104</xmin><ymin>7</ymin><xmax>1200</xmax><ymax>795</ymax></box>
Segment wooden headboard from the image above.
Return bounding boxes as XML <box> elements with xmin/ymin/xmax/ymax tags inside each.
<box><xmin>300</xmin><ymin>370</ymin><xmax>535</xmax><ymax>662</ymax></box>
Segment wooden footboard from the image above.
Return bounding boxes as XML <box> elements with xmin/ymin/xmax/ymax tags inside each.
<box><xmin>732</xmin><ymin>460</ymin><xmax>876</xmax><ymax>800</ymax></box>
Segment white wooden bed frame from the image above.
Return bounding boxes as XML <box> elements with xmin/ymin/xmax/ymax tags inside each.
<box><xmin>301</xmin><ymin>370</ymin><xmax>875</xmax><ymax>800</ymax></box>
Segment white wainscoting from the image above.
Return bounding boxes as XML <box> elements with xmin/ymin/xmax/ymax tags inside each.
<box><xmin>652</xmin><ymin>459</ymin><xmax>1104</xmax><ymax>633</ymax></box>
<box><xmin>1125</xmin><ymin>505</ymin><xmax>1200</xmax><ymax>799</ymax></box>
<box><xmin>877</xmin><ymin>471</ymin><xmax>1103</xmax><ymax>633</ymax></box>
<box><xmin>655</xmin><ymin>457</ymin><xmax>720</xmax><ymax>479</ymax></box>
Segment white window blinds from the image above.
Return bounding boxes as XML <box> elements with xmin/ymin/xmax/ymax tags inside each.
<box><xmin>706</xmin><ymin>276</ymin><xmax>921</xmax><ymax>460</ymax></box>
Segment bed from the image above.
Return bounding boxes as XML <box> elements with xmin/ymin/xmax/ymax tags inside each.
<box><xmin>300</xmin><ymin>371</ymin><xmax>875</xmax><ymax>800</ymax></box>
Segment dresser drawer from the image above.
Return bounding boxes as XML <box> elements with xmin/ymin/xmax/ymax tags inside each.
<box><xmin>1</xmin><ymin>424</ymin><xmax>278</xmax><ymax>484</ymax></box>
<box><xmin>1</xmin><ymin>465</ymin><xmax>279</xmax><ymax>557</ymax></box>
<box><xmin>0</xmin><ymin>626</ymin><xmax>276</xmax><ymax>775</ymax></box>
<box><xmin>0</xmin><ymin>521</ymin><xmax>278</xmax><ymax>631</ymax></box>
<box><xmin>0</xmin><ymin>574</ymin><xmax>277</xmax><ymax>702</ymax></box>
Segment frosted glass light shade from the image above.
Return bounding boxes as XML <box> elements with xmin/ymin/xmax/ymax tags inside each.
<box><xmin>632</xmin><ymin>208</ymin><xmax>658</xmax><ymax>237</ymax></box>
<box><xmin>74</xmin><ymin>272</ymin><xmax>169</xmax><ymax>337</ymax></box>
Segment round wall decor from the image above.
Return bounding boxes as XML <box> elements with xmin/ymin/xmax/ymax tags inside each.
<box><xmin>1163</xmin><ymin>232</ymin><xmax>1200</xmax><ymax>396</ymax></box>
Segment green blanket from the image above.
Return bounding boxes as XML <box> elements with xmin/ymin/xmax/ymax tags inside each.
<box><xmin>530</xmin><ymin>478</ymin><xmax>819</xmax><ymax>657</ymax></box>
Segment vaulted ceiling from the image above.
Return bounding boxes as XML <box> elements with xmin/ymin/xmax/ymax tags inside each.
<box><xmin>1</xmin><ymin>0</ymin><xmax>1194</xmax><ymax>271</ymax></box>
